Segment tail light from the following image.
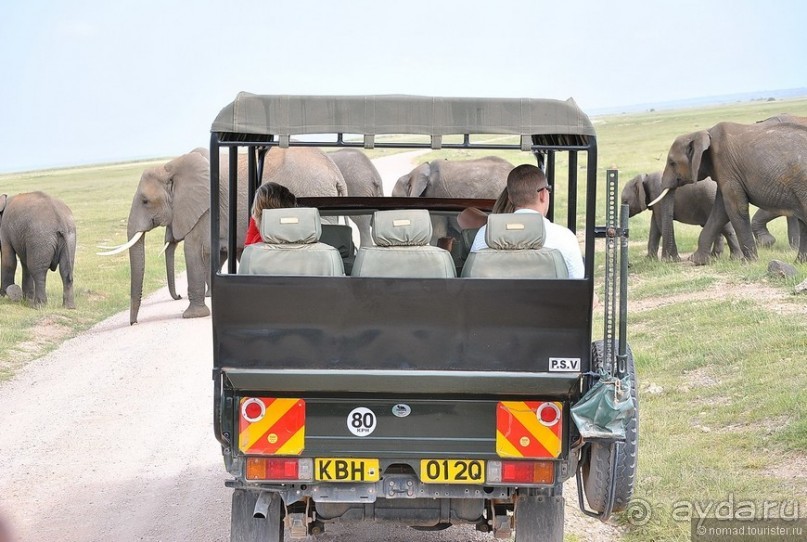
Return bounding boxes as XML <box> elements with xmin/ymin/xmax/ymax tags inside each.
<box><xmin>246</xmin><ymin>457</ymin><xmax>313</xmax><ymax>481</ymax></box>
<box><xmin>487</xmin><ymin>460</ymin><xmax>555</xmax><ymax>485</ymax></box>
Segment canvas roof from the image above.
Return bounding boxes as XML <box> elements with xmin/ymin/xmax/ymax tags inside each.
<box><xmin>210</xmin><ymin>93</ymin><xmax>596</xmax><ymax>140</ymax></box>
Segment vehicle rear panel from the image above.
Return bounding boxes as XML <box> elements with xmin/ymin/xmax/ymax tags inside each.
<box><xmin>213</xmin><ymin>275</ymin><xmax>593</xmax><ymax>388</ymax></box>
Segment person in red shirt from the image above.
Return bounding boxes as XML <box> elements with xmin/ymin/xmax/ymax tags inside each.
<box><xmin>244</xmin><ymin>182</ymin><xmax>298</xmax><ymax>245</ymax></box>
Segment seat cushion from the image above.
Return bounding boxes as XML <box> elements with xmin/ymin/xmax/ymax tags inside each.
<box><xmin>353</xmin><ymin>246</ymin><xmax>456</xmax><ymax>278</ymax></box>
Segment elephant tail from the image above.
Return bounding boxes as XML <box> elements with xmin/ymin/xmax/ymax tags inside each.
<box><xmin>51</xmin><ymin>230</ymin><xmax>77</xmax><ymax>276</ymax></box>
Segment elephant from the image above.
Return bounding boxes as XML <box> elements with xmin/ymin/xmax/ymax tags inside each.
<box><xmin>651</xmin><ymin>117</ymin><xmax>807</xmax><ymax>264</ymax></box>
<box><xmin>392</xmin><ymin>156</ymin><xmax>515</xmax><ymax>240</ymax></box>
<box><xmin>100</xmin><ymin>148</ymin><xmax>249</xmax><ymax>324</ymax></box>
<box><xmin>0</xmin><ymin>191</ymin><xmax>76</xmax><ymax>308</ymax></box>
<box><xmin>327</xmin><ymin>149</ymin><xmax>383</xmax><ymax>247</ymax></box>
<box><xmin>621</xmin><ymin>172</ymin><xmax>741</xmax><ymax>260</ymax></box>
<box><xmin>115</xmin><ymin>147</ymin><xmax>347</xmax><ymax>325</ymax></box>
<box><xmin>259</xmin><ymin>147</ymin><xmax>347</xmax><ymax>198</ymax></box>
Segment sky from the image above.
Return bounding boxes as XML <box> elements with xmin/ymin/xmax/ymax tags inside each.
<box><xmin>1</xmin><ymin>0</ymin><xmax>806</xmax><ymax>173</ymax></box>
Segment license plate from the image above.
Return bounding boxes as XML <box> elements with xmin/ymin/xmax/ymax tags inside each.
<box><xmin>420</xmin><ymin>459</ymin><xmax>485</xmax><ymax>484</ymax></box>
<box><xmin>315</xmin><ymin>458</ymin><xmax>380</xmax><ymax>482</ymax></box>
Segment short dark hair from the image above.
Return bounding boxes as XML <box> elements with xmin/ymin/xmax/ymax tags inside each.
<box><xmin>506</xmin><ymin>164</ymin><xmax>548</xmax><ymax>207</ymax></box>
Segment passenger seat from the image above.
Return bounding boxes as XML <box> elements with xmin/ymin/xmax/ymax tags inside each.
<box><xmin>461</xmin><ymin>213</ymin><xmax>568</xmax><ymax>278</ymax></box>
<box><xmin>238</xmin><ymin>207</ymin><xmax>345</xmax><ymax>276</ymax></box>
<box><xmin>352</xmin><ymin>210</ymin><xmax>456</xmax><ymax>278</ymax></box>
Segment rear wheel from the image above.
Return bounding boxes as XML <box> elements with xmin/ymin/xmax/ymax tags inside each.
<box><xmin>513</xmin><ymin>490</ymin><xmax>564</xmax><ymax>542</ymax></box>
<box><xmin>581</xmin><ymin>340</ymin><xmax>639</xmax><ymax>513</ymax></box>
<box><xmin>230</xmin><ymin>489</ymin><xmax>283</xmax><ymax>542</ymax></box>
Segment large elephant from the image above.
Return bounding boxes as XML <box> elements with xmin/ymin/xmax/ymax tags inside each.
<box><xmin>622</xmin><ymin>172</ymin><xmax>741</xmax><ymax>260</ymax></box>
<box><xmin>259</xmin><ymin>147</ymin><xmax>348</xmax><ymax>198</ymax></box>
<box><xmin>392</xmin><ymin>156</ymin><xmax>514</xmax><ymax>239</ymax></box>
<box><xmin>651</xmin><ymin>117</ymin><xmax>807</xmax><ymax>264</ymax></box>
<box><xmin>153</xmin><ymin>147</ymin><xmax>347</xmax><ymax>317</ymax></box>
<box><xmin>101</xmin><ymin>148</ymin><xmax>249</xmax><ymax>324</ymax></box>
<box><xmin>0</xmin><ymin>191</ymin><xmax>76</xmax><ymax>308</ymax></box>
<box><xmin>327</xmin><ymin>149</ymin><xmax>383</xmax><ymax>246</ymax></box>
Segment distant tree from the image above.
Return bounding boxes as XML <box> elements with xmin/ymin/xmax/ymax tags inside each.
<box><xmin>767</xmin><ymin>97</ymin><xmax>776</xmax><ymax>102</ymax></box>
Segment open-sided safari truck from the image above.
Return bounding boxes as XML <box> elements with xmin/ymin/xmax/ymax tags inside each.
<box><xmin>210</xmin><ymin>94</ymin><xmax>638</xmax><ymax>541</ymax></box>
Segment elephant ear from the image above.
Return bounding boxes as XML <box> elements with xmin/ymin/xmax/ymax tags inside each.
<box><xmin>167</xmin><ymin>152</ymin><xmax>211</xmax><ymax>240</ymax></box>
<box><xmin>688</xmin><ymin>131</ymin><xmax>711</xmax><ymax>182</ymax></box>
<box><xmin>637</xmin><ymin>175</ymin><xmax>649</xmax><ymax>212</ymax></box>
<box><xmin>410</xmin><ymin>162</ymin><xmax>431</xmax><ymax>196</ymax></box>
<box><xmin>0</xmin><ymin>194</ymin><xmax>6</xmax><ymax>213</ymax></box>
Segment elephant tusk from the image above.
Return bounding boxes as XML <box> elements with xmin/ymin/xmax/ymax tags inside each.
<box><xmin>158</xmin><ymin>242</ymin><xmax>170</xmax><ymax>257</ymax></box>
<box><xmin>96</xmin><ymin>231</ymin><xmax>144</xmax><ymax>256</ymax></box>
<box><xmin>647</xmin><ymin>188</ymin><xmax>670</xmax><ymax>208</ymax></box>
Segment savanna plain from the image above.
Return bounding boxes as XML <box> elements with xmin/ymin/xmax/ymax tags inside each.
<box><xmin>1</xmin><ymin>98</ymin><xmax>806</xmax><ymax>542</ymax></box>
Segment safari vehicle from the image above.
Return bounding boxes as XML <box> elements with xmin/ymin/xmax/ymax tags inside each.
<box><xmin>210</xmin><ymin>94</ymin><xmax>638</xmax><ymax>541</ymax></box>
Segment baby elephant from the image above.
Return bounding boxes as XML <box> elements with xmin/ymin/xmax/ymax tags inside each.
<box><xmin>621</xmin><ymin>172</ymin><xmax>741</xmax><ymax>260</ymax></box>
<box><xmin>0</xmin><ymin>191</ymin><xmax>77</xmax><ymax>308</ymax></box>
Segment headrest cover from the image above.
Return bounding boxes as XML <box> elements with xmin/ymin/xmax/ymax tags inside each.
<box><xmin>260</xmin><ymin>207</ymin><xmax>321</xmax><ymax>244</ymax></box>
<box><xmin>372</xmin><ymin>209</ymin><xmax>432</xmax><ymax>246</ymax></box>
<box><xmin>485</xmin><ymin>213</ymin><xmax>546</xmax><ymax>249</ymax></box>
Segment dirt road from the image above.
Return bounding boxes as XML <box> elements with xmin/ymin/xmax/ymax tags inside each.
<box><xmin>0</xmin><ymin>151</ymin><xmax>620</xmax><ymax>542</ymax></box>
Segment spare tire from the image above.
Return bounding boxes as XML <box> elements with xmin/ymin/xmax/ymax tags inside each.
<box><xmin>581</xmin><ymin>339</ymin><xmax>639</xmax><ymax>513</ymax></box>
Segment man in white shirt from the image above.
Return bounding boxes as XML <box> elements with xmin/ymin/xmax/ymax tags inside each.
<box><xmin>469</xmin><ymin>164</ymin><xmax>585</xmax><ymax>279</ymax></box>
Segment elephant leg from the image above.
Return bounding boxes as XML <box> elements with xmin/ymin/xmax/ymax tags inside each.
<box><xmin>711</xmin><ymin>233</ymin><xmax>725</xmax><ymax>258</ymax></box>
<box><xmin>165</xmin><ymin>240</ymin><xmax>182</xmax><ymax>301</ymax></box>
<box><xmin>720</xmin><ymin>222</ymin><xmax>743</xmax><ymax>260</ymax></box>
<box><xmin>20</xmin><ymin>264</ymin><xmax>35</xmax><ymax>302</ymax></box>
<box><xmin>692</xmin><ymin>191</ymin><xmax>731</xmax><ymax>265</ymax></box>
<box><xmin>654</xmin><ymin>198</ymin><xmax>679</xmax><ymax>262</ymax></box>
<box><xmin>31</xmin><ymin>270</ymin><xmax>48</xmax><ymax>308</ymax></box>
<box><xmin>787</xmin><ymin>216</ymin><xmax>800</xmax><ymax>250</ymax></box>
<box><xmin>182</xmin><ymin>224</ymin><xmax>210</xmax><ymax>319</ymax></box>
<box><xmin>0</xmin><ymin>243</ymin><xmax>17</xmax><ymax>295</ymax></box>
<box><xmin>350</xmin><ymin>215</ymin><xmax>373</xmax><ymax>247</ymax></box>
<box><xmin>58</xmin><ymin>248</ymin><xmax>76</xmax><ymax>309</ymax></box>
<box><xmin>797</xmin><ymin>219</ymin><xmax>807</xmax><ymax>263</ymax></box>
<box><xmin>646</xmin><ymin>216</ymin><xmax>661</xmax><ymax>259</ymax></box>
<box><xmin>751</xmin><ymin>208</ymin><xmax>777</xmax><ymax>247</ymax></box>
<box><xmin>721</xmin><ymin>185</ymin><xmax>757</xmax><ymax>261</ymax></box>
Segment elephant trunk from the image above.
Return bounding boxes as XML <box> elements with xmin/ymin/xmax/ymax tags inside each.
<box><xmin>128</xmin><ymin>224</ymin><xmax>146</xmax><ymax>325</ymax></box>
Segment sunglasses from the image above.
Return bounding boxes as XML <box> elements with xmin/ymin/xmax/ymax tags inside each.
<box><xmin>538</xmin><ymin>185</ymin><xmax>552</xmax><ymax>194</ymax></box>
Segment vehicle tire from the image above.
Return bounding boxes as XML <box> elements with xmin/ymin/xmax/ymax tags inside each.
<box><xmin>513</xmin><ymin>491</ymin><xmax>564</xmax><ymax>542</ymax></box>
<box><xmin>230</xmin><ymin>489</ymin><xmax>284</xmax><ymax>542</ymax></box>
<box><xmin>581</xmin><ymin>340</ymin><xmax>639</xmax><ymax>513</ymax></box>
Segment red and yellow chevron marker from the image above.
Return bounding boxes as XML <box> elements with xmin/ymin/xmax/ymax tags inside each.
<box><xmin>238</xmin><ymin>397</ymin><xmax>305</xmax><ymax>455</ymax></box>
<box><xmin>496</xmin><ymin>401</ymin><xmax>562</xmax><ymax>458</ymax></box>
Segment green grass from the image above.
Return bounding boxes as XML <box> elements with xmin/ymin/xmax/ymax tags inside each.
<box><xmin>2</xmin><ymin>99</ymin><xmax>807</xmax><ymax>541</ymax></box>
<box><xmin>0</xmin><ymin>159</ymin><xmax>183</xmax><ymax>378</ymax></box>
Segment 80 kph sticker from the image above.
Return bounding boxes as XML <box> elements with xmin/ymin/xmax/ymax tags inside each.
<box><xmin>347</xmin><ymin>407</ymin><xmax>377</xmax><ymax>437</ymax></box>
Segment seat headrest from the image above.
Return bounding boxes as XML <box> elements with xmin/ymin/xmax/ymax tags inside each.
<box><xmin>372</xmin><ymin>209</ymin><xmax>432</xmax><ymax>247</ymax></box>
<box><xmin>485</xmin><ymin>213</ymin><xmax>546</xmax><ymax>249</ymax></box>
<box><xmin>260</xmin><ymin>207</ymin><xmax>321</xmax><ymax>244</ymax></box>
